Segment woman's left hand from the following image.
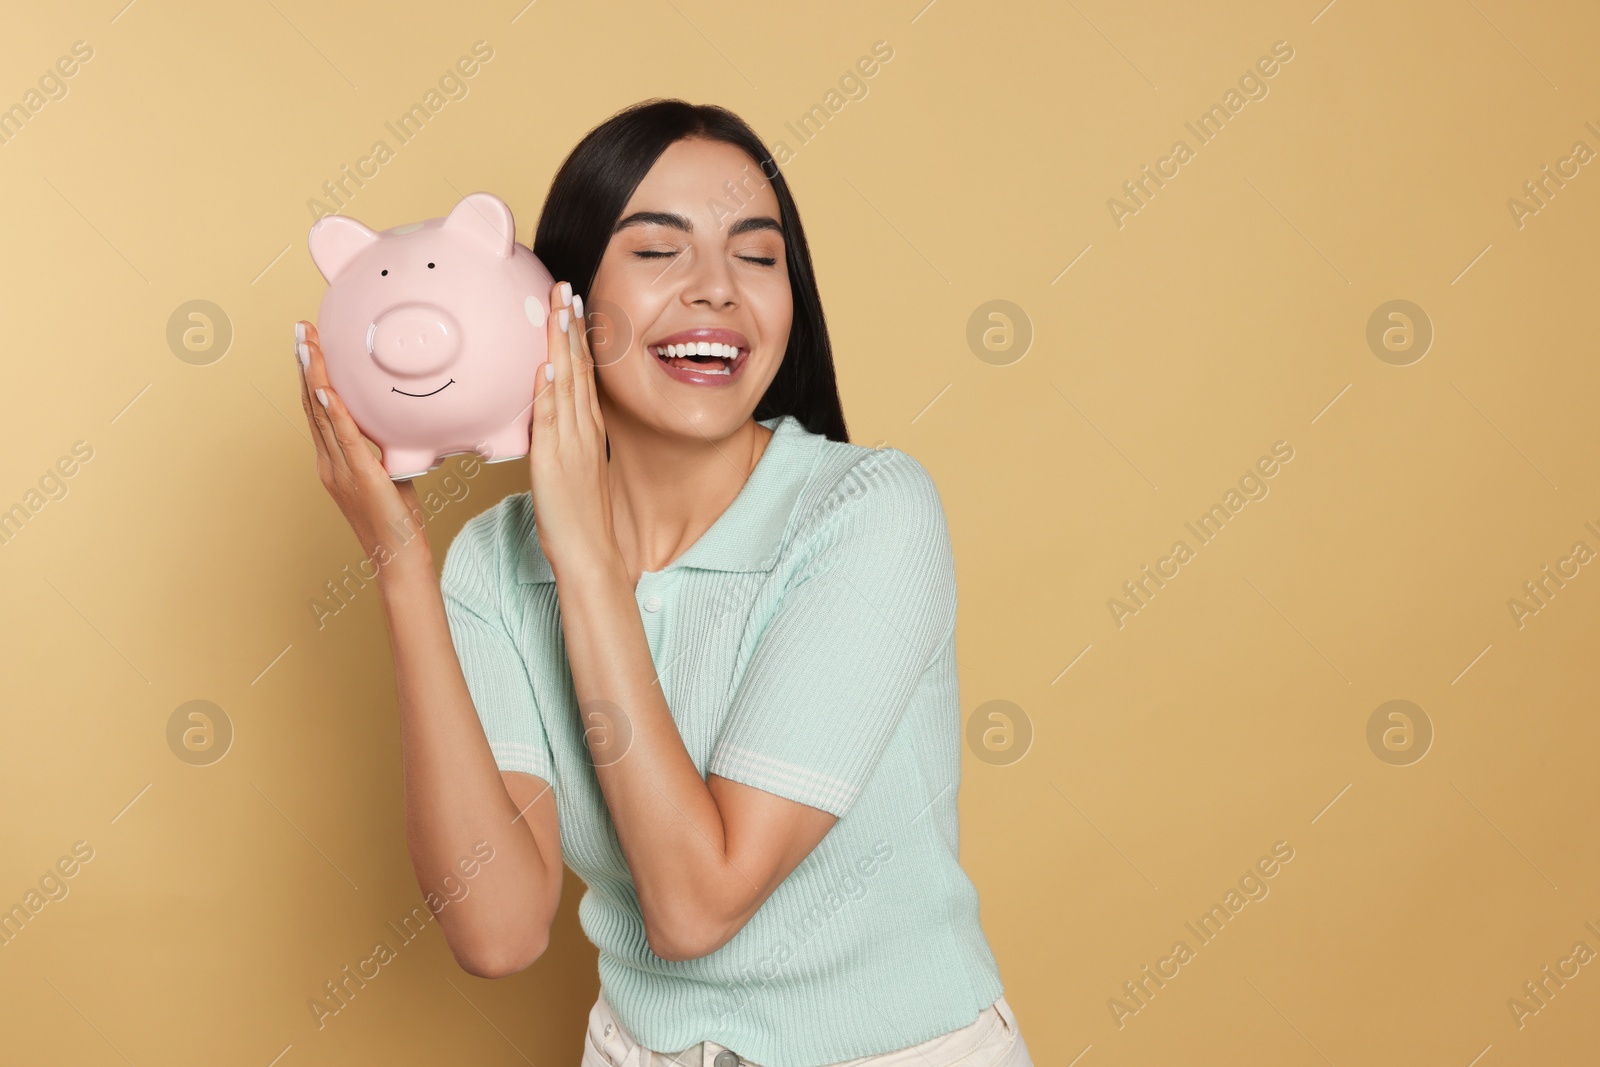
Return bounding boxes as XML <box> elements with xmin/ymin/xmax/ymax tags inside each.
<box><xmin>529</xmin><ymin>281</ymin><xmax>619</xmax><ymax>583</ymax></box>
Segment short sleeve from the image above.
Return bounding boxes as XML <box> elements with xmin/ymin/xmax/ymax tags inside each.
<box><xmin>440</xmin><ymin>509</ymin><xmax>556</xmax><ymax>786</ymax></box>
<box><xmin>707</xmin><ymin>451</ymin><xmax>957</xmax><ymax>818</ymax></box>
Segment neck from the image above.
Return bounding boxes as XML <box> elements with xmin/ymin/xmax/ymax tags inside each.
<box><xmin>602</xmin><ymin>404</ymin><xmax>775</xmax><ymax>581</ymax></box>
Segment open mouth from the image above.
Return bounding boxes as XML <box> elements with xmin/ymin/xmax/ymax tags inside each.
<box><xmin>650</xmin><ymin>342</ymin><xmax>746</xmax><ymax>377</ymax></box>
<box><xmin>392</xmin><ymin>379</ymin><xmax>455</xmax><ymax>397</ymax></box>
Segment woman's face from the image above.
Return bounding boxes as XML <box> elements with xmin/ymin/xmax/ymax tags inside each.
<box><xmin>584</xmin><ymin>136</ymin><xmax>792</xmax><ymax>442</ymax></box>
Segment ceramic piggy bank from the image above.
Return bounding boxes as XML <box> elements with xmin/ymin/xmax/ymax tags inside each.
<box><xmin>307</xmin><ymin>191</ymin><xmax>554</xmax><ymax>479</ymax></box>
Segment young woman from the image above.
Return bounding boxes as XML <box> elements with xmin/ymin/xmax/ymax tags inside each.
<box><xmin>294</xmin><ymin>99</ymin><xmax>1030</xmax><ymax>1067</ymax></box>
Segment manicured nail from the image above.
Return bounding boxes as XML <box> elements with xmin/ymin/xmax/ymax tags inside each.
<box><xmin>315</xmin><ymin>387</ymin><xmax>328</xmax><ymax>408</ymax></box>
<box><xmin>558</xmin><ymin>281</ymin><xmax>572</xmax><ymax>305</ymax></box>
<box><xmin>558</xmin><ymin>308</ymin><xmax>569</xmax><ymax>333</ymax></box>
<box><xmin>295</xmin><ymin>322</ymin><xmax>306</xmax><ymax>343</ymax></box>
<box><xmin>545</xmin><ymin>362</ymin><xmax>554</xmax><ymax>382</ymax></box>
<box><xmin>572</xmin><ymin>293</ymin><xmax>584</xmax><ymax>319</ymax></box>
<box><xmin>297</xmin><ymin>342</ymin><xmax>310</xmax><ymax>370</ymax></box>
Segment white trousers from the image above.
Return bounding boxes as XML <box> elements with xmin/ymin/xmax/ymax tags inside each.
<box><xmin>580</xmin><ymin>990</ymin><xmax>1034</xmax><ymax>1067</ymax></box>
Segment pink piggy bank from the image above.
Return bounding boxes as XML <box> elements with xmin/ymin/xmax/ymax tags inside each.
<box><xmin>307</xmin><ymin>191</ymin><xmax>554</xmax><ymax>479</ymax></box>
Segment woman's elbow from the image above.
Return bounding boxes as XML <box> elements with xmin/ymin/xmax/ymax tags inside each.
<box><xmin>646</xmin><ymin>912</ymin><xmax>738</xmax><ymax>963</ymax></box>
<box><xmin>449</xmin><ymin>929</ymin><xmax>549</xmax><ymax>978</ymax></box>
<box><xmin>646</xmin><ymin>928</ymin><xmax>705</xmax><ymax>963</ymax></box>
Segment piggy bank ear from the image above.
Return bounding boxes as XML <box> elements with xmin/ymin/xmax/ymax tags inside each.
<box><xmin>308</xmin><ymin>215</ymin><xmax>380</xmax><ymax>282</ymax></box>
<box><xmin>442</xmin><ymin>192</ymin><xmax>515</xmax><ymax>259</ymax></box>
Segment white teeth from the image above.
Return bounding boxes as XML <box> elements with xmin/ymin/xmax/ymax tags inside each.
<box><xmin>652</xmin><ymin>342</ymin><xmax>742</xmax><ymax>360</ymax></box>
<box><xmin>651</xmin><ymin>340</ymin><xmax>740</xmax><ymax>375</ymax></box>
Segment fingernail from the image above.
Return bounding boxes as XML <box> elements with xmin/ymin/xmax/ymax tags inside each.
<box><xmin>559</xmin><ymin>281</ymin><xmax>572</xmax><ymax>305</ymax></box>
<box><xmin>295</xmin><ymin>322</ymin><xmax>306</xmax><ymax>343</ymax></box>
<box><xmin>544</xmin><ymin>362</ymin><xmax>554</xmax><ymax>382</ymax></box>
<box><xmin>297</xmin><ymin>342</ymin><xmax>310</xmax><ymax>370</ymax></box>
<box><xmin>572</xmin><ymin>293</ymin><xmax>584</xmax><ymax>319</ymax></box>
<box><xmin>315</xmin><ymin>387</ymin><xmax>328</xmax><ymax>408</ymax></box>
<box><xmin>558</xmin><ymin>308</ymin><xmax>569</xmax><ymax>333</ymax></box>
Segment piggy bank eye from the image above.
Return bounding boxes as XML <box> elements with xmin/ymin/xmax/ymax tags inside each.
<box><xmin>427</xmin><ymin>262</ymin><xmax>436</xmax><ymax>269</ymax></box>
<box><xmin>381</xmin><ymin>269</ymin><xmax>388</xmax><ymax>276</ymax></box>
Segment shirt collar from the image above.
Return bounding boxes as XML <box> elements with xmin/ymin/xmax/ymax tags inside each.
<box><xmin>516</xmin><ymin>414</ymin><xmax>821</xmax><ymax>584</ymax></box>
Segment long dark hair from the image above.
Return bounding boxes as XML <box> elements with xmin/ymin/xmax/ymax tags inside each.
<box><xmin>532</xmin><ymin>98</ymin><xmax>849</xmax><ymax>443</ymax></box>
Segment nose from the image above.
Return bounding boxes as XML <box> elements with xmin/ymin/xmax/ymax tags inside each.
<box><xmin>367</xmin><ymin>304</ymin><xmax>461</xmax><ymax>376</ymax></box>
<box><xmin>678</xmin><ymin>245</ymin><xmax>738</xmax><ymax>310</ymax></box>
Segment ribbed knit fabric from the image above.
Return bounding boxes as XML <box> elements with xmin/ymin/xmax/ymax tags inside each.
<box><xmin>439</xmin><ymin>413</ymin><xmax>1005</xmax><ymax>1067</ymax></box>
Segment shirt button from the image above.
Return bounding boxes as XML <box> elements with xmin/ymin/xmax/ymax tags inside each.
<box><xmin>603</xmin><ymin>1023</ymin><xmax>614</xmax><ymax>1037</ymax></box>
<box><xmin>642</xmin><ymin>595</ymin><xmax>662</xmax><ymax>612</ymax></box>
<box><xmin>714</xmin><ymin>1051</ymin><xmax>740</xmax><ymax>1067</ymax></box>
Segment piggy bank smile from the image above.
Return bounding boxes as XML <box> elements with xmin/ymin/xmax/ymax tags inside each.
<box><xmin>308</xmin><ymin>192</ymin><xmax>555</xmax><ymax>479</ymax></box>
<box><xmin>391</xmin><ymin>379</ymin><xmax>456</xmax><ymax>398</ymax></box>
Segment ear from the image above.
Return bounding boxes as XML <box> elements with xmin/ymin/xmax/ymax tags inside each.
<box><xmin>442</xmin><ymin>192</ymin><xmax>515</xmax><ymax>259</ymax></box>
<box><xmin>308</xmin><ymin>214</ymin><xmax>381</xmax><ymax>282</ymax></box>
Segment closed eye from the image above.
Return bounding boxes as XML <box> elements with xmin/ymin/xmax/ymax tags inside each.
<box><xmin>632</xmin><ymin>250</ymin><xmax>778</xmax><ymax>266</ymax></box>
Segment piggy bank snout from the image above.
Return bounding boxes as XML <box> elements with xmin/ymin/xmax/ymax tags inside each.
<box><xmin>367</xmin><ymin>304</ymin><xmax>462</xmax><ymax>376</ymax></box>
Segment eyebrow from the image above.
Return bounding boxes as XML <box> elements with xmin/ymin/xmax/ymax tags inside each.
<box><xmin>612</xmin><ymin>210</ymin><xmax>783</xmax><ymax>238</ymax></box>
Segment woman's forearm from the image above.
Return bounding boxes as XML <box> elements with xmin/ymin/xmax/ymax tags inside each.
<box><xmin>379</xmin><ymin>559</ymin><xmax>560</xmax><ymax>975</ymax></box>
<box><xmin>554</xmin><ymin>555</ymin><xmax>742</xmax><ymax>960</ymax></box>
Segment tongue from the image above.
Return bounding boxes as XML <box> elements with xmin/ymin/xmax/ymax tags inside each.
<box><xmin>666</xmin><ymin>355</ymin><xmax>725</xmax><ymax>370</ymax></box>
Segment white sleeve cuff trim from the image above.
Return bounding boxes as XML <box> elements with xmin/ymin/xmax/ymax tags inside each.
<box><xmin>709</xmin><ymin>743</ymin><xmax>859</xmax><ymax>816</ymax></box>
<box><xmin>489</xmin><ymin>740</ymin><xmax>553</xmax><ymax>779</ymax></box>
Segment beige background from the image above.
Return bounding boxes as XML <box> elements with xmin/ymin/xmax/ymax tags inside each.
<box><xmin>2</xmin><ymin>0</ymin><xmax>1597</xmax><ymax>1063</ymax></box>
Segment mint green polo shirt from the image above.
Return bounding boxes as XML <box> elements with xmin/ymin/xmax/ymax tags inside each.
<box><xmin>439</xmin><ymin>413</ymin><xmax>1005</xmax><ymax>1067</ymax></box>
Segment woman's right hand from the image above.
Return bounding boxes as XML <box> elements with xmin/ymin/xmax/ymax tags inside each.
<box><xmin>294</xmin><ymin>320</ymin><xmax>433</xmax><ymax>579</ymax></box>
<box><xmin>294</xmin><ymin>319</ymin><xmax>561</xmax><ymax>975</ymax></box>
